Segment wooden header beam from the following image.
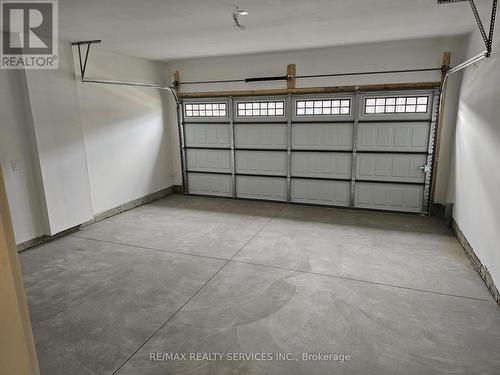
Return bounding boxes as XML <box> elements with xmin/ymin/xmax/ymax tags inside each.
<box><xmin>441</xmin><ymin>52</ymin><xmax>451</xmax><ymax>81</ymax></box>
<box><xmin>174</xmin><ymin>71</ymin><xmax>180</xmax><ymax>90</ymax></box>
<box><xmin>177</xmin><ymin>81</ymin><xmax>440</xmax><ymax>98</ymax></box>
<box><xmin>430</xmin><ymin>51</ymin><xmax>452</xmax><ymax>210</ymax></box>
<box><xmin>287</xmin><ymin>64</ymin><xmax>296</xmax><ymax>89</ymax></box>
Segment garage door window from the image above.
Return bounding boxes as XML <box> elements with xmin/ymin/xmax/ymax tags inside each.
<box><xmin>236</xmin><ymin>101</ymin><xmax>285</xmax><ymax>117</ymax></box>
<box><xmin>185</xmin><ymin>103</ymin><xmax>227</xmax><ymax>117</ymax></box>
<box><xmin>296</xmin><ymin>99</ymin><xmax>351</xmax><ymax>116</ymax></box>
<box><xmin>364</xmin><ymin>96</ymin><xmax>428</xmax><ymax>114</ymax></box>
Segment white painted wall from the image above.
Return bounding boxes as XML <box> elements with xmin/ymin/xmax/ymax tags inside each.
<box><xmin>449</xmin><ymin>31</ymin><xmax>500</xmax><ymax>289</ymax></box>
<box><xmin>74</xmin><ymin>48</ymin><xmax>174</xmax><ymax>215</ymax></box>
<box><xmin>167</xmin><ymin>36</ymin><xmax>467</xmax><ymax>202</ymax></box>
<box><xmin>0</xmin><ymin>38</ymin><xmax>174</xmax><ymax>243</ymax></box>
<box><xmin>0</xmin><ymin>68</ymin><xmax>46</xmax><ymax>243</ymax></box>
<box><xmin>25</xmin><ymin>40</ymin><xmax>95</xmax><ymax>235</ymax></box>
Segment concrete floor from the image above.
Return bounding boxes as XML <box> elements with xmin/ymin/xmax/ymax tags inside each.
<box><xmin>20</xmin><ymin>195</ymin><xmax>500</xmax><ymax>375</ymax></box>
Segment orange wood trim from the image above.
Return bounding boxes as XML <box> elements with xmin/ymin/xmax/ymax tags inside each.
<box><xmin>178</xmin><ymin>81</ymin><xmax>440</xmax><ymax>98</ymax></box>
<box><xmin>430</xmin><ymin>52</ymin><xmax>451</xmax><ymax>208</ymax></box>
<box><xmin>287</xmin><ymin>64</ymin><xmax>296</xmax><ymax>89</ymax></box>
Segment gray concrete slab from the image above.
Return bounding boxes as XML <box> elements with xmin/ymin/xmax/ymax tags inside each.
<box><xmin>276</xmin><ymin>203</ymin><xmax>451</xmax><ymax>234</ymax></box>
<box><xmin>117</xmin><ymin>262</ymin><xmax>500</xmax><ymax>375</ymax></box>
<box><xmin>20</xmin><ymin>236</ymin><xmax>225</xmax><ymax>375</ymax></box>
<box><xmin>19</xmin><ymin>196</ymin><xmax>500</xmax><ymax>375</ymax></box>
<box><xmin>74</xmin><ymin>195</ymin><xmax>282</xmax><ymax>259</ymax></box>
<box><xmin>235</xmin><ymin>205</ymin><xmax>492</xmax><ymax>300</ymax></box>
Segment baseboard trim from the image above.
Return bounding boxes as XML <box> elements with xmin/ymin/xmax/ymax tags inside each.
<box><xmin>431</xmin><ymin>203</ymin><xmax>445</xmax><ymax>218</ymax></box>
<box><xmin>17</xmin><ymin>185</ymin><xmax>181</xmax><ymax>252</ymax></box>
<box><xmin>452</xmin><ymin>219</ymin><xmax>500</xmax><ymax>306</ymax></box>
<box><xmin>82</xmin><ymin>186</ymin><xmax>176</xmax><ymax>227</ymax></box>
<box><xmin>16</xmin><ymin>225</ymin><xmax>82</xmax><ymax>252</ymax></box>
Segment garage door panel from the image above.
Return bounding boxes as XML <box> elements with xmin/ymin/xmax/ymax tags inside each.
<box><xmin>187</xmin><ymin>149</ymin><xmax>232</xmax><ymax>173</ymax></box>
<box><xmin>185</xmin><ymin>124</ymin><xmax>230</xmax><ymax>148</ymax></box>
<box><xmin>236</xmin><ymin>176</ymin><xmax>286</xmax><ymax>201</ymax></box>
<box><xmin>188</xmin><ymin>173</ymin><xmax>233</xmax><ymax>197</ymax></box>
<box><xmin>291</xmin><ymin>152</ymin><xmax>352</xmax><ymax>179</ymax></box>
<box><xmin>182</xmin><ymin>92</ymin><xmax>434</xmax><ymax>214</ymax></box>
<box><xmin>376</xmin><ymin>128</ymin><xmax>392</xmax><ymax>147</ymax></box>
<box><xmin>354</xmin><ymin>182</ymin><xmax>423</xmax><ymax>213</ymax></box>
<box><xmin>357</xmin><ymin>122</ymin><xmax>430</xmax><ymax>152</ymax></box>
<box><xmin>409</xmin><ymin>127</ymin><xmax>429</xmax><ymax>148</ymax></box>
<box><xmin>236</xmin><ymin>151</ymin><xmax>287</xmax><ymax>176</ymax></box>
<box><xmin>356</xmin><ymin>154</ymin><xmax>426</xmax><ymax>183</ymax></box>
<box><xmin>291</xmin><ymin>179</ymin><xmax>350</xmax><ymax>206</ymax></box>
<box><xmin>292</xmin><ymin>123</ymin><xmax>353</xmax><ymax>150</ymax></box>
<box><xmin>234</xmin><ymin>124</ymin><xmax>287</xmax><ymax>149</ymax></box>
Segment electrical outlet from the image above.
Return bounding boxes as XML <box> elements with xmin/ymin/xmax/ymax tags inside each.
<box><xmin>11</xmin><ymin>160</ymin><xmax>21</xmax><ymax>172</ymax></box>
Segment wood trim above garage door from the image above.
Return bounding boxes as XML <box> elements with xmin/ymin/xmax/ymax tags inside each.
<box><xmin>178</xmin><ymin>81</ymin><xmax>440</xmax><ymax>98</ymax></box>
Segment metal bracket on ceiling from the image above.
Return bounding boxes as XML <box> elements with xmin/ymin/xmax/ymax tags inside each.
<box><xmin>70</xmin><ymin>40</ymin><xmax>179</xmax><ymax>102</ymax></box>
<box><xmin>438</xmin><ymin>0</ymin><xmax>497</xmax><ymax>57</ymax></box>
<box><xmin>71</xmin><ymin>40</ymin><xmax>102</xmax><ymax>80</ymax></box>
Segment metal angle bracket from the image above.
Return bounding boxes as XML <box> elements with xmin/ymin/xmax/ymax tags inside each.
<box><xmin>286</xmin><ymin>94</ymin><xmax>293</xmax><ymax>203</ymax></box>
<box><xmin>70</xmin><ymin>40</ymin><xmax>179</xmax><ymax>102</ymax></box>
<box><xmin>349</xmin><ymin>90</ymin><xmax>361</xmax><ymax>209</ymax></box>
<box><xmin>177</xmin><ymin>100</ymin><xmax>189</xmax><ymax>194</ymax></box>
<box><xmin>71</xmin><ymin>40</ymin><xmax>102</xmax><ymax>79</ymax></box>
<box><xmin>229</xmin><ymin>97</ymin><xmax>237</xmax><ymax>199</ymax></box>
<box><xmin>423</xmin><ymin>90</ymin><xmax>441</xmax><ymax>215</ymax></box>
<box><xmin>438</xmin><ymin>0</ymin><xmax>497</xmax><ymax>57</ymax></box>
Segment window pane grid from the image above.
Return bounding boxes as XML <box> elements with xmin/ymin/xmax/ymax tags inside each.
<box><xmin>296</xmin><ymin>99</ymin><xmax>351</xmax><ymax>116</ymax></box>
<box><xmin>237</xmin><ymin>101</ymin><xmax>285</xmax><ymax>117</ymax></box>
<box><xmin>185</xmin><ymin>103</ymin><xmax>227</xmax><ymax>117</ymax></box>
<box><xmin>365</xmin><ymin>96</ymin><xmax>428</xmax><ymax>114</ymax></box>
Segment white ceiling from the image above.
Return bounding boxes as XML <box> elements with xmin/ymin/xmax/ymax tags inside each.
<box><xmin>58</xmin><ymin>0</ymin><xmax>488</xmax><ymax>61</ymax></box>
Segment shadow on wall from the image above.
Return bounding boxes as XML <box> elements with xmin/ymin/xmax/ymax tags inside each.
<box><xmin>454</xmin><ymin>49</ymin><xmax>500</xmax><ymax>214</ymax></box>
<box><xmin>76</xmin><ymin>80</ymin><xmax>173</xmax><ymax>215</ymax></box>
<box><xmin>452</xmin><ymin>34</ymin><xmax>500</xmax><ymax>289</ymax></box>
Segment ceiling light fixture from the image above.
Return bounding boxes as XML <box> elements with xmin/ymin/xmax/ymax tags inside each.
<box><xmin>232</xmin><ymin>7</ymin><xmax>248</xmax><ymax>30</ymax></box>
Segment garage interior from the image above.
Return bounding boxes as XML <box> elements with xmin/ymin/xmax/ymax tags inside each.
<box><xmin>1</xmin><ymin>1</ymin><xmax>500</xmax><ymax>374</ymax></box>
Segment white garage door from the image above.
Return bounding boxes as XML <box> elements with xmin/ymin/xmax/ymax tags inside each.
<box><xmin>180</xmin><ymin>90</ymin><xmax>438</xmax><ymax>214</ymax></box>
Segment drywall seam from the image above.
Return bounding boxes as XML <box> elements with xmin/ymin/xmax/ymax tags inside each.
<box><xmin>19</xmin><ymin>67</ymin><xmax>51</xmax><ymax>236</ymax></box>
<box><xmin>71</xmin><ymin>50</ymin><xmax>97</xmax><ymax>216</ymax></box>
